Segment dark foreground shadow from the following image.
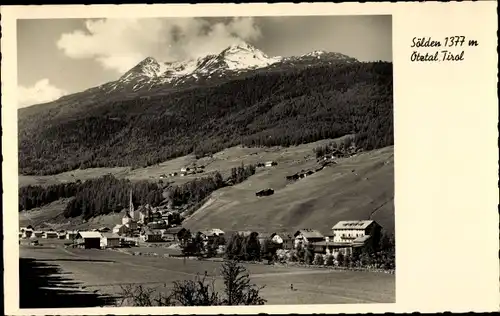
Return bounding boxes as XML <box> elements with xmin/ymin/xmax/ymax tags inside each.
<box><xmin>19</xmin><ymin>258</ymin><xmax>117</xmax><ymax>308</ymax></box>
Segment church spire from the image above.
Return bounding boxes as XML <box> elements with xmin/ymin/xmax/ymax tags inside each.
<box><xmin>129</xmin><ymin>189</ymin><xmax>134</xmax><ymax>217</ymax></box>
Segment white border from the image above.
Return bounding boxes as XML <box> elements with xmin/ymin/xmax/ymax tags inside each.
<box><xmin>2</xmin><ymin>2</ymin><xmax>499</xmax><ymax>315</ymax></box>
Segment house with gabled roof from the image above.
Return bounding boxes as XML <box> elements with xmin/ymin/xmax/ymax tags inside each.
<box><xmin>76</xmin><ymin>231</ymin><xmax>102</xmax><ymax>249</ymax></box>
<box><xmin>293</xmin><ymin>229</ymin><xmax>325</xmax><ymax>248</ymax></box>
<box><xmin>100</xmin><ymin>233</ymin><xmax>121</xmax><ymax>248</ymax></box>
<box><xmin>331</xmin><ymin>220</ymin><xmax>381</xmax><ymax>244</ymax></box>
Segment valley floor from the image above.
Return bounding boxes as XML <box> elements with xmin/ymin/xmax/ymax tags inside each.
<box><xmin>19</xmin><ymin>243</ymin><xmax>395</xmax><ymax>307</ymax></box>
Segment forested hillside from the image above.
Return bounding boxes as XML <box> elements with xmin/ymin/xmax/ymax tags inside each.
<box><xmin>19</xmin><ymin>62</ymin><xmax>393</xmax><ymax>175</ymax></box>
<box><xmin>19</xmin><ymin>164</ymin><xmax>256</xmax><ymax>220</ymax></box>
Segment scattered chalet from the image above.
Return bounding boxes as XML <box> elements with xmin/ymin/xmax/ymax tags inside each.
<box><xmin>163</xmin><ymin>227</ymin><xmax>188</xmax><ymax>242</ymax></box>
<box><xmin>113</xmin><ymin>224</ymin><xmax>129</xmax><ymax>236</ymax></box>
<box><xmin>199</xmin><ymin>229</ymin><xmax>225</xmax><ymax>241</ymax></box>
<box><xmin>43</xmin><ymin>231</ymin><xmax>58</xmax><ymax>239</ymax></box>
<box><xmin>76</xmin><ymin>231</ymin><xmax>102</xmax><ymax>249</ymax></box>
<box><xmin>65</xmin><ymin>230</ymin><xmax>78</xmax><ymax>240</ymax></box>
<box><xmin>293</xmin><ymin>229</ymin><xmax>325</xmax><ymax>247</ymax></box>
<box><xmin>100</xmin><ymin>233</ymin><xmax>121</xmax><ymax>248</ymax></box>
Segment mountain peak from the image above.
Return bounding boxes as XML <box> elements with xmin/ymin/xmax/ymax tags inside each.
<box><xmin>119</xmin><ymin>57</ymin><xmax>161</xmax><ymax>82</ymax></box>
<box><xmin>221</xmin><ymin>42</ymin><xmax>258</xmax><ymax>55</ymax></box>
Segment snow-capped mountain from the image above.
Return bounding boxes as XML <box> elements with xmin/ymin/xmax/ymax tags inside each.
<box><xmin>96</xmin><ymin>42</ymin><xmax>357</xmax><ymax>94</ymax></box>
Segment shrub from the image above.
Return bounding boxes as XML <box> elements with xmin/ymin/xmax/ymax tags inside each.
<box><xmin>118</xmin><ymin>260</ymin><xmax>266</xmax><ymax>306</ymax></box>
<box><xmin>325</xmin><ymin>254</ymin><xmax>334</xmax><ymax>266</ymax></box>
<box><xmin>313</xmin><ymin>253</ymin><xmax>324</xmax><ymax>266</ymax></box>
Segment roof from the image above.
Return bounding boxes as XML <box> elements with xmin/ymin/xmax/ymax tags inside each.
<box><xmin>312</xmin><ymin>241</ymin><xmax>353</xmax><ymax>247</ymax></box>
<box><xmin>200</xmin><ymin>228</ymin><xmax>225</xmax><ymax>236</ymax></box>
<box><xmin>294</xmin><ymin>229</ymin><xmax>324</xmax><ymax>239</ymax></box>
<box><xmin>165</xmin><ymin>227</ymin><xmax>186</xmax><ymax>234</ymax></box>
<box><xmin>352</xmin><ymin>235</ymin><xmax>371</xmax><ymax>244</ymax></box>
<box><xmin>257</xmin><ymin>232</ymin><xmax>276</xmax><ymax>239</ymax></box>
<box><xmin>77</xmin><ymin>231</ymin><xmax>102</xmax><ymax>239</ymax></box>
<box><xmin>101</xmin><ymin>233</ymin><xmax>121</xmax><ymax>239</ymax></box>
<box><xmin>332</xmin><ymin>220</ymin><xmax>374</xmax><ymax>230</ymax></box>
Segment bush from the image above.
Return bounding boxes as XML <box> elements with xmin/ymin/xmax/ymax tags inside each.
<box><xmin>325</xmin><ymin>254</ymin><xmax>334</xmax><ymax>266</ymax></box>
<box><xmin>117</xmin><ymin>260</ymin><xmax>266</xmax><ymax>306</ymax></box>
<box><xmin>313</xmin><ymin>253</ymin><xmax>324</xmax><ymax>266</ymax></box>
<box><xmin>336</xmin><ymin>252</ymin><xmax>344</xmax><ymax>266</ymax></box>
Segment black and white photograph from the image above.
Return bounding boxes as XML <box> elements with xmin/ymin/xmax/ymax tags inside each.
<box><xmin>15</xmin><ymin>13</ymin><xmax>395</xmax><ymax>309</ymax></box>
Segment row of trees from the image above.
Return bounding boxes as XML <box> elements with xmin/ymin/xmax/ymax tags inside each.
<box><xmin>19</xmin><ymin>62</ymin><xmax>393</xmax><ymax>175</ymax></box>
<box><xmin>19</xmin><ymin>169</ymin><xmax>233</xmax><ymax>220</ymax></box>
<box><xmin>177</xmin><ymin>229</ymin><xmax>395</xmax><ymax>270</ymax></box>
<box><xmin>229</xmin><ymin>164</ymin><xmax>257</xmax><ymax>185</ymax></box>
<box><xmin>312</xmin><ymin>135</ymin><xmax>357</xmax><ymax>159</ymax></box>
<box><xmin>20</xmin><ymin>165</ymin><xmax>255</xmax><ymax>219</ymax></box>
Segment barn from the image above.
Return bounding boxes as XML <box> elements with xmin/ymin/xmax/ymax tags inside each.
<box><xmin>256</xmin><ymin>189</ymin><xmax>274</xmax><ymax>197</ymax></box>
<box><xmin>76</xmin><ymin>232</ymin><xmax>102</xmax><ymax>249</ymax></box>
<box><xmin>100</xmin><ymin>233</ymin><xmax>121</xmax><ymax>248</ymax></box>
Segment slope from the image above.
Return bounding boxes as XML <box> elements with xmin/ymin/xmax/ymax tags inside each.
<box><xmin>18</xmin><ymin>62</ymin><xmax>393</xmax><ymax>176</ymax></box>
<box><xmin>183</xmin><ymin>146</ymin><xmax>394</xmax><ymax>234</ymax></box>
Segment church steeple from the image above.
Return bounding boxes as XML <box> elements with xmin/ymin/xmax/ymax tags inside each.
<box><xmin>129</xmin><ymin>189</ymin><xmax>134</xmax><ymax>218</ymax></box>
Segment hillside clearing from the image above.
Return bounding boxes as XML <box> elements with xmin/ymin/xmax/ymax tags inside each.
<box><xmin>183</xmin><ymin>146</ymin><xmax>394</xmax><ymax>233</ymax></box>
<box><xmin>19</xmin><ymin>137</ymin><xmax>351</xmax><ymax>188</ymax></box>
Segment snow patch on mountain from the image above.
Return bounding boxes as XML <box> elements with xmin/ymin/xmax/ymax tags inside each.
<box><xmin>102</xmin><ymin>42</ymin><xmax>357</xmax><ymax>94</ymax></box>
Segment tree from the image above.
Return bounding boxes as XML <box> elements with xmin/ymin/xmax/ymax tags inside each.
<box><xmin>170</xmin><ymin>272</ymin><xmax>220</xmax><ymax>306</ymax></box>
<box><xmin>336</xmin><ymin>252</ymin><xmax>344</xmax><ymax>266</ymax></box>
<box><xmin>304</xmin><ymin>243</ymin><xmax>315</xmax><ymax>265</ymax></box>
<box><xmin>118</xmin><ymin>261</ymin><xmax>266</xmax><ymax>307</ymax></box>
<box><xmin>296</xmin><ymin>243</ymin><xmax>305</xmax><ymax>263</ymax></box>
<box><xmin>313</xmin><ymin>253</ymin><xmax>324</xmax><ymax>266</ymax></box>
<box><xmin>325</xmin><ymin>254</ymin><xmax>334</xmax><ymax>266</ymax></box>
<box><xmin>221</xmin><ymin>260</ymin><xmax>266</xmax><ymax>305</ymax></box>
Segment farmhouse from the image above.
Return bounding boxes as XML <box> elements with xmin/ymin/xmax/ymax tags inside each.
<box><xmin>265</xmin><ymin>161</ymin><xmax>278</xmax><ymax>167</ymax></box>
<box><xmin>163</xmin><ymin>227</ymin><xmax>188</xmax><ymax>242</ymax></box>
<box><xmin>66</xmin><ymin>230</ymin><xmax>78</xmax><ymax>240</ymax></box>
<box><xmin>100</xmin><ymin>233</ymin><xmax>121</xmax><ymax>248</ymax></box>
<box><xmin>180</xmin><ymin>167</ymin><xmax>190</xmax><ymax>173</ymax></box>
<box><xmin>113</xmin><ymin>224</ymin><xmax>130</xmax><ymax>236</ymax></box>
<box><xmin>43</xmin><ymin>231</ymin><xmax>59</xmax><ymax>239</ymax></box>
<box><xmin>331</xmin><ymin>220</ymin><xmax>381</xmax><ymax>244</ymax></box>
<box><xmin>22</xmin><ymin>228</ymin><xmax>34</xmax><ymax>239</ymax></box>
<box><xmin>32</xmin><ymin>231</ymin><xmax>44</xmax><ymax>238</ymax></box>
<box><xmin>256</xmin><ymin>189</ymin><xmax>274</xmax><ymax>197</ymax></box>
<box><xmin>199</xmin><ymin>228</ymin><xmax>225</xmax><ymax>241</ymax></box>
<box><xmin>147</xmin><ymin>220</ymin><xmax>167</xmax><ymax>230</ymax></box>
<box><xmin>293</xmin><ymin>229</ymin><xmax>325</xmax><ymax>248</ymax></box>
<box><xmin>76</xmin><ymin>231</ymin><xmax>102</xmax><ymax>249</ymax></box>
<box><xmin>141</xmin><ymin>228</ymin><xmax>163</xmax><ymax>242</ymax></box>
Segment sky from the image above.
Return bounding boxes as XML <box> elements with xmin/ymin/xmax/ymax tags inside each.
<box><xmin>17</xmin><ymin>15</ymin><xmax>392</xmax><ymax>108</ymax></box>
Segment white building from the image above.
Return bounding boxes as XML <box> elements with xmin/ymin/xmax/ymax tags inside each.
<box><xmin>265</xmin><ymin>161</ymin><xmax>277</xmax><ymax>167</ymax></box>
<box><xmin>331</xmin><ymin>220</ymin><xmax>380</xmax><ymax>244</ymax></box>
<box><xmin>21</xmin><ymin>228</ymin><xmax>34</xmax><ymax>239</ymax></box>
<box><xmin>66</xmin><ymin>230</ymin><xmax>78</xmax><ymax>240</ymax></box>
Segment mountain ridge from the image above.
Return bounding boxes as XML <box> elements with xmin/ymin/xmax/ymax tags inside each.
<box><xmin>19</xmin><ymin>59</ymin><xmax>393</xmax><ymax>176</ymax></box>
<box><xmin>94</xmin><ymin>42</ymin><xmax>358</xmax><ymax>95</ymax></box>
